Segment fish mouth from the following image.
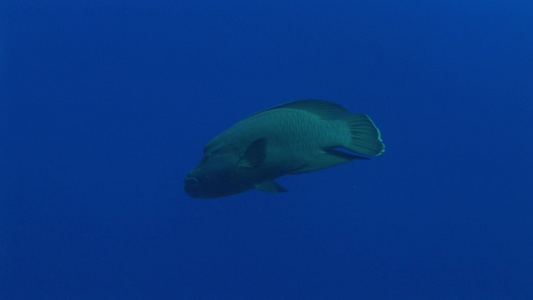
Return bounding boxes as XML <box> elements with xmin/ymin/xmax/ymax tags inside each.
<box><xmin>184</xmin><ymin>176</ymin><xmax>206</xmax><ymax>198</ymax></box>
<box><xmin>184</xmin><ymin>176</ymin><xmax>199</xmax><ymax>187</ymax></box>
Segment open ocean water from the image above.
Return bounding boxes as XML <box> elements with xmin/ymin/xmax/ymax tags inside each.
<box><xmin>2</xmin><ymin>1</ymin><xmax>532</xmax><ymax>299</ymax></box>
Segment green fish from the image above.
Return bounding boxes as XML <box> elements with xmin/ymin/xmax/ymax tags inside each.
<box><xmin>184</xmin><ymin>100</ymin><xmax>384</xmax><ymax>198</ymax></box>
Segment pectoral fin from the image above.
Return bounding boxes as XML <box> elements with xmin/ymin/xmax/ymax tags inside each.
<box><xmin>238</xmin><ymin>138</ymin><xmax>267</xmax><ymax>168</ymax></box>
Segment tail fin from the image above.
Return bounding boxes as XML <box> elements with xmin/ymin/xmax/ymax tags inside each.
<box><xmin>343</xmin><ymin>113</ymin><xmax>385</xmax><ymax>156</ymax></box>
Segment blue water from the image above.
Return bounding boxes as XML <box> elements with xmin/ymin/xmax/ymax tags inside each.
<box><xmin>2</xmin><ymin>1</ymin><xmax>532</xmax><ymax>299</ymax></box>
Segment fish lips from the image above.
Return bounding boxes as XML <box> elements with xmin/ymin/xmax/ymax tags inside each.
<box><xmin>184</xmin><ymin>176</ymin><xmax>199</xmax><ymax>186</ymax></box>
<box><xmin>184</xmin><ymin>176</ymin><xmax>202</xmax><ymax>197</ymax></box>
<box><xmin>184</xmin><ymin>175</ymin><xmax>222</xmax><ymax>198</ymax></box>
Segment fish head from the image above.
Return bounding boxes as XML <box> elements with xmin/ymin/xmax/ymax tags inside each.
<box><xmin>184</xmin><ymin>151</ymin><xmax>252</xmax><ymax>198</ymax></box>
<box><xmin>184</xmin><ymin>138</ymin><xmax>269</xmax><ymax>198</ymax></box>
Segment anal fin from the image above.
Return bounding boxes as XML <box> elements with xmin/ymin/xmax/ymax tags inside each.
<box><xmin>290</xmin><ymin>149</ymin><xmax>368</xmax><ymax>174</ymax></box>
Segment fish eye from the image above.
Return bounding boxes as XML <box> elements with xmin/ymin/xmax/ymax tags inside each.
<box><xmin>200</xmin><ymin>152</ymin><xmax>212</xmax><ymax>163</ymax></box>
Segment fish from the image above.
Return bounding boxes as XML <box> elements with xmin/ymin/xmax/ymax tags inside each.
<box><xmin>184</xmin><ymin>99</ymin><xmax>384</xmax><ymax>198</ymax></box>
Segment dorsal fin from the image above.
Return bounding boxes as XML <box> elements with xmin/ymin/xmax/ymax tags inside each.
<box><xmin>255</xmin><ymin>99</ymin><xmax>351</xmax><ymax>120</ymax></box>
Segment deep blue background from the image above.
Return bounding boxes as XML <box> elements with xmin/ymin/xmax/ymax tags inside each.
<box><xmin>2</xmin><ymin>1</ymin><xmax>532</xmax><ymax>299</ymax></box>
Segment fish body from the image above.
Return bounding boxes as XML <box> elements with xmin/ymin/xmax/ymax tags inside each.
<box><xmin>184</xmin><ymin>100</ymin><xmax>384</xmax><ymax>198</ymax></box>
